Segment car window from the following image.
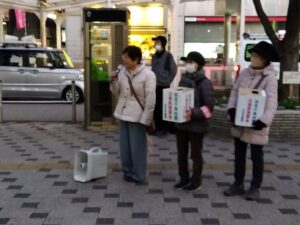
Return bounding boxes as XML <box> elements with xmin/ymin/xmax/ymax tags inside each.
<box><xmin>24</xmin><ymin>51</ymin><xmax>53</xmax><ymax>68</ymax></box>
<box><xmin>0</xmin><ymin>50</ymin><xmax>24</xmax><ymax>67</ymax></box>
<box><xmin>51</xmin><ymin>51</ymin><xmax>73</xmax><ymax>69</ymax></box>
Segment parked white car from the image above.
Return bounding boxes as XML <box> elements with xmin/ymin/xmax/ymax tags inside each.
<box><xmin>238</xmin><ymin>34</ymin><xmax>300</xmax><ymax>80</ymax></box>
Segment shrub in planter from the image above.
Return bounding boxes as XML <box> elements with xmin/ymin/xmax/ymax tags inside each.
<box><xmin>278</xmin><ymin>97</ymin><xmax>300</xmax><ymax>109</ymax></box>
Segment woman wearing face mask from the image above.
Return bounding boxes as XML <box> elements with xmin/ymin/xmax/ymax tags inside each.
<box><xmin>151</xmin><ymin>36</ymin><xmax>177</xmax><ymax>135</ymax></box>
<box><xmin>224</xmin><ymin>41</ymin><xmax>278</xmax><ymax>200</ymax></box>
<box><xmin>174</xmin><ymin>51</ymin><xmax>214</xmax><ymax>192</ymax></box>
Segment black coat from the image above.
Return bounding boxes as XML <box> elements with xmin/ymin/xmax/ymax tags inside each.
<box><xmin>176</xmin><ymin>69</ymin><xmax>214</xmax><ymax>133</ymax></box>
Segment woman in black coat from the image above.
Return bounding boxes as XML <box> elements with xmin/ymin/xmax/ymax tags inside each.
<box><xmin>174</xmin><ymin>51</ymin><xmax>214</xmax><ymax>192</ymax></box>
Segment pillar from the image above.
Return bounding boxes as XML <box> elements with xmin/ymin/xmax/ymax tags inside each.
<box><xmin>224</xmin><ymin>12</ymin><xmax>231</xmax><ymax>66</ymax></box>
<box><xmin>0</xmin><ymin>8</ymin><xmax>3</xmax><ymax>43</ymax></box>
<box><xmin>40</xmin><ymin>4</ymin><xmax>47</xmax><ymax>47</ymax></box>
<box><xmin>55</xmin><ymin>13</ymin><xmax>64</xmax><ymax>49</ymax></box>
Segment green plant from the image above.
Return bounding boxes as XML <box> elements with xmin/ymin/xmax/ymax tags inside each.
<box><xmin>214</xmin><ymin>95</ymin><xmax>228</xmax><ymax>106</ymax></box>
<box><xmin>278</xmin><ymin>97</ymin><xmax>300</xmax><ymax>109</ymax></box>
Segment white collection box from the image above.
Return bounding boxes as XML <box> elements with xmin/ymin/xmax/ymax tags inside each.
<box><xmin>235</xmin><ymin>88</ymin><xmax>266</xmax><ymax>127</ymax></box>
<box><xmin>163</xmin><ymin>87</ymin><xmax>194</xmax><ymax>123</ymax></box>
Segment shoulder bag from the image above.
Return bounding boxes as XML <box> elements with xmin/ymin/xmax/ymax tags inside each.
<box><xmin>126</xmin><ymin>75</ymin><xmax>156</xmax><ymax>134</ymax></box>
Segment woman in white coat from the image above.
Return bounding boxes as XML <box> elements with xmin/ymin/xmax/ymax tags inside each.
<box><xmin>110</xmin><ymin>46</ymin><xmax>156</xmax><ymax>183</ymax></box>
<box><xmin>224</xmin><ymin>41</ymin><xmax>278</xmax><ymax>200</ymax></box>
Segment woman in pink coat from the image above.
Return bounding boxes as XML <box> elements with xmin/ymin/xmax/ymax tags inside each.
<box><xmin>224</xmin><ymin>41</ymin><xmax>278</xmax><ymax>200</ymax></box>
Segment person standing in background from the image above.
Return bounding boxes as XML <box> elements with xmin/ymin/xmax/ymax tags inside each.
<box><xmin>110</xmin><ymin>46</ymin><xmax>156</xmax><ymax>183</ymax></box>
<box><xmin>151</xmin><ymin>36</ymin><xmax>177</xmax><ymax>135</ymax></box>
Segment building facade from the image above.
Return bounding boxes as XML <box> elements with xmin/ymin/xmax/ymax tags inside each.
<box><xmin>0</xmin><ymin>0</ymin><xmax>290</xmax><ymax>67</ymax></box>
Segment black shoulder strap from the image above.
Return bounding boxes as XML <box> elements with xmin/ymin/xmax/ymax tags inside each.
<box><xmin>253</xmin><ymin>75</ymin><xmax>266</xmax><ymax>89</ymax></box>
<box><xmin>126</xmin><ymin>75</ymin><xmax>144</xmax><ymax>111</ymax></box>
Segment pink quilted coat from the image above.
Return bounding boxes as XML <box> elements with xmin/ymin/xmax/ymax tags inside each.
<box><xmin>227</xmin><ymin>64</ymin><xmax>278</xmax><ymax>145</ymax></box>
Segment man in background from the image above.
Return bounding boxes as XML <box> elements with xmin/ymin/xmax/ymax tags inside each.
<box><xmin>151</xmin><ymin>35</ymin><xmax>177</xmax><ymax>135</ymax></box>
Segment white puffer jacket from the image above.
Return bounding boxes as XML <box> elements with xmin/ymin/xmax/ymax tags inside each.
<box><xmin>110</xmin><ymin>64</ymin><xmax>156</xmax><ymax>126</ymax></box>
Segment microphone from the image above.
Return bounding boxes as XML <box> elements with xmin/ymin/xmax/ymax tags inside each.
<box><xmin>111</xmin><ymin>65</ymin><xmax>123</xmax><ymax>81</ymax></box>
<box><xmin>115</xmin><ymin>64</ymin><xmax>123</xmax><ymax>75</ymax></box>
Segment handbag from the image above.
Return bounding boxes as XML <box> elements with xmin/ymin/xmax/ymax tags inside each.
<box><xmin>126</xmin><ymin>75</ymin><xmax>156</xmax><ymax>134</ymax></box>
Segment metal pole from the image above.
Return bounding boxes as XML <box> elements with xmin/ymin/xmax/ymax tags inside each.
<box><xmin>0</xmin><ymin>80</ymin><xmax>3</xmax><ymax>123</ymax></box>
<box><xmin>0</xmin><ymin>9</ymin><xmax>4</xmax><ymax>43</ymax></box>
<box><xmin>224</xmin><ymin>12</ymin><xmax>232</xmax><ymax>66</ymax></box>
<box><xmin>240</xmin><ymin>0</ymin><xmax>245</xmax><ymax>38</ymax></box>
<box><xmin>71</xmin><ymin>81</ymin><xmax>76</xmax><ymax>122</ymax></box>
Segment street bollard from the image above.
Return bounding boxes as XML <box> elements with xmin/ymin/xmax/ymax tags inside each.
<box><xmin>71</xmin><ymin>81</ymin><xmax>77</xmax><ymax>123</ymax></box>
<box><xmin>0</xmin><ymin>80</ymin><xmax>2</xmax><ymax>123</ymax></box>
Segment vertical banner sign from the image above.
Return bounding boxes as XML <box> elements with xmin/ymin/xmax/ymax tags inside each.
<box><xmin>15</xmin><ymin>9</ymin><xmax>26</xmax><ymax>30</ymax></box>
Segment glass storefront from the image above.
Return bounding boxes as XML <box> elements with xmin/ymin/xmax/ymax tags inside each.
<box><xmin>127</xmin><ymin>5</ymin><xmax>165</xmax><ymax>64</ymax></box>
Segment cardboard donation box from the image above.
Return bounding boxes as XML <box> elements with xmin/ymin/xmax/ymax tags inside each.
<box><xmin>235</xmin><ymin>88</ymin><xmax>266</xmax><ymax>127</ymax></box>
<box><xmin>163</xmin><ymin>87</ymin><xmax>194</xmax><ymax>123</ymax></box>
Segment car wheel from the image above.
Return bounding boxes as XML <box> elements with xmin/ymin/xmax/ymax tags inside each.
<box><xmin>63</xmin><ymin>87</ymin><xmax>84</xmax><ymax>103</ymax></box>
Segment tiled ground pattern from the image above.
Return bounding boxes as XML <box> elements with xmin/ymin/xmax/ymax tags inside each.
<box><xmin>0</xmin><ymin>122</ymin><xmax>299</xmax><ymax>225</ymax></box>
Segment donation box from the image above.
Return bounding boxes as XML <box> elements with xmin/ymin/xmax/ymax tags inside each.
<box><xmin>163</xmin><ymin>87</ymin><xmax>194</xmax><ymax>123</ymax></box>
<box><xmin>235</xmin><ymin>88</ymin><xmax>266</xmax><ymax>127</ymax></box>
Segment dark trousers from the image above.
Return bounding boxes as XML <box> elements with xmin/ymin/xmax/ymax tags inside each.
<box><xmin>234</xmin><ymin>138</ymin><xmax>264</xmax><ymax>188</ymax></box>
<box><xmin>176</xmin><ymin>129</ymin><xmax>204</xmax><ymax>186</ymax></box>
<box><xmin>154</xmin><ymin>85</ymin><xmax>169</xmax><ymax>132</ymax></box>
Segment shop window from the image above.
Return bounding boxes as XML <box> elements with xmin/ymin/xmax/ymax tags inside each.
<box><xmin>185</xmin><ymin>22</ymin><xmax>237</xmax><ymax>43</ymax></box>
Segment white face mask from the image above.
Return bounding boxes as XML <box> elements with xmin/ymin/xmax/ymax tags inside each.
<box><xmin>185</xmin><ymin>63</ymin><xmax>197</xmax><ymax>73</ymax></box>
<box><xmin>250</xmin><ymin>56</ymin><xmax>265</xmax><ymax>69</ymax></box>
<box><xmin>155</xmin><ymin>45</ymin><xmax>162</xmax><ymax>52</ymax></box>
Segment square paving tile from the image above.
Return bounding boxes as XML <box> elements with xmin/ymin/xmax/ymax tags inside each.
<box><xmin>256</xmin><ymin>198</ymin><xmax>273</xmax><ymax>204</ymax></box>
<box><xmin>0</xmin><ymin>218</ymin><xmax>10</xmax><ymax>224</ymax></box>
<box><xmin>1</xmin><ymin>178</ymin><xmax>17</xmax><ymax>182</ymax></box>
<box><xmin>7</xmin><ymin>185</ymin><xmax>23</xmax><ymax>190</ymax></box>
<box><xmin>14</xmin><ymin>193</ymin><xmax>31</xmax><ymax>198</ymax></box>
<box><xmin>62</xmin><ymin>189</ymin><xmax>77</xmax><ymax>194</ymax></box>
<box><xmin>96</xmin><ymin>218</ymin><xmax>114</xmax><ymax>224</ymax></box>
<box><xmin>53</xmin><ymin>181</ymin><xmax>68</xmax><ymax>186</ymax></box>
<box><xmin>71</xmin><ymin>197</ymin><xmax>88</xmax><ymax>203</ymax></box>
<box><xmin>83</xmin><ymin>207</ymin><xmax>101</xmax><ymax>213</ymax></box>
<box><xmin>148</xmin><ymin>189</ymin><xmax>163</xmax><ymax>194</ymax></box>
<box><xmin>201</xmin><ymin>218</ymin><xmax>220</xmax><ymax>225</ymax></box>
<box><xmin>282</xmin><ymin>195</ymin><xmax>299</xmax><ymax>200</ymax></box>
<box><xmin>193</xmin><ymin>193</ymin><xmax>209</xmax><ymax>199</ymax></box>
<box><xmin>104</xmin><ymin>193</ymin><xmax>119</xmax><ymax>198</ymax></box>
<box><xmin>93</xmin><ymin>185</ymin><xmax>107</xmax><ymax>190</ymax></box>
<box><xmin>21</xmin><ymin>202</ymin><xmax>40</xmax><ymax>208</ymax></box>
<box><xmin>132</xmin><ymin>212</ymin><xmax>149</xmax><ymax>219</ymax></box>
<box><xmin>45</xmin><ymin>174</ymin><xmax>60</xmax><ymax>179</ymax></box>
<box><xmin>278</xmin><ymin>208</ymin><xmax>298</xmax><ymax>215</ymax></box>
<box><xmin>164</xmin><ymin>198</ymin><xmax>180</xmax><ymax>203</ymax></box>
<box><xmin>29</xmin><ymin>212</ymin><xmax>49</xmax><ymax>219</ymax></box>
<box><xmin>232</xmin><ymin>213</ymin><xmax>251</xmax><ymax>219</ymax></box>
<box><xmin>117</xmin><ymin>202</ymin><xmax>133</xmax><ymax>207</ymax></box>
<box><xmin>181</xmin><ymin>207</ymin><xmax>198</xmax><ymax>213</ymax></box>
<box><xmin>211</xmin><ymin>203</ymin><xmax>228</xmax><ymax>208</ymax></box>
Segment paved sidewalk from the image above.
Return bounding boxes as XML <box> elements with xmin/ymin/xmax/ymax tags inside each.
<box><xmin>0</xmin><ymin>122</ymin><xmax>299</xmax><ymax>225</ymax></box>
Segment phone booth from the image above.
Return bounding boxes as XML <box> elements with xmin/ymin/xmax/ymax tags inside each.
<box><xmin>83</xmin><ymin>8</ymin><xmax>129</xmax><ymax>128</ymax></box>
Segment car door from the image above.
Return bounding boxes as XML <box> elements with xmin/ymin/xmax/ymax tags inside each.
<box><xmin>0</xmin><ymin>49</ymin><xmax>28</xmax><ymax>98</ymax></box>
<box><xmin>25</xmin><ymin>50</ymin><xmax>63</xmax><ymax>99</ymax></box>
